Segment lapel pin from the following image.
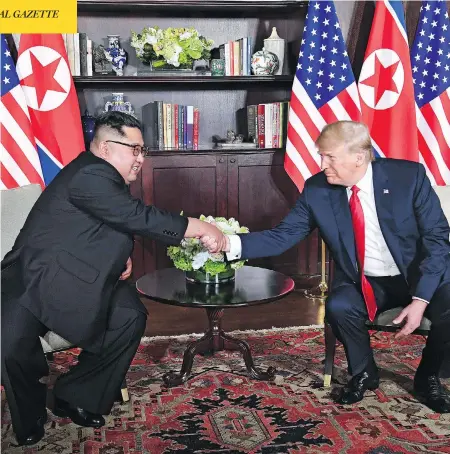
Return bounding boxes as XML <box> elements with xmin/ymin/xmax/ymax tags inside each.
<box><xmin>383</xmin><ymin>189</ymin><xmax>389</xmax><ymax>194</ymax></box>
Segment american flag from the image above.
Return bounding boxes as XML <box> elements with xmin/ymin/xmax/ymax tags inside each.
<box><xmin>412</xmin><ymin>0</ymin><xmax>450</xmax><ymax>186</ymax></box>
<box><xmin>284</xmin><ymin>0</ymin><xmax>361</xmax><ymax>191</ymax></box>
<box><xmin>0</xmin><ymin>35</ymin><xmax>44</xmax><ymax>189</ymax></box>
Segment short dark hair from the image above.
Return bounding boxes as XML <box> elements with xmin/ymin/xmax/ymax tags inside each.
<box><xmin>93</xmin><ymin>111</ymin><xmax>142</xmax><ymax>138</ymax></box>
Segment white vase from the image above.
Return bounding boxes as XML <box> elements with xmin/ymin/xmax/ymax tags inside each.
<box><xmin>263</xmin><ymin>27</ymin><xmax>285</xmax><ymax>75</ymax></box>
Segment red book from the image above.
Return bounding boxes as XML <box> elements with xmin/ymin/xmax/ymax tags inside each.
<box><xmin>174</xmin><ymin>104</ymin><xmax>179</xmax><ymax>150</ymax></box>
<box><xmin>257</xmin><ymin>104</ymin><xmax>265</xmax><ymax>148</ymax></box>
<box><xmin>193</xmin><ymin>108</ymin><xmax>200</xmax><ymax>150</ymax></box>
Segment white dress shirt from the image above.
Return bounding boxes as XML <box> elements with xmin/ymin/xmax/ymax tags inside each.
<box><xmin>226</xmin><ymin>164</ymin><xmax>427</xmax><ymax>303</ymax></box>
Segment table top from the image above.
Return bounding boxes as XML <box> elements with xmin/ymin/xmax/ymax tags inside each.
<box><xmin>136</xmin><ymin>266</ymin><xmax>295</xmax><ymax>308</ymax></box>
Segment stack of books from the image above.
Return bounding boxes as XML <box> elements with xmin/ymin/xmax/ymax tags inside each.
<box><xmin>218</xmin><ymin>37</ymin><xmax>253</xmax><ymax>76</ymax></box>
<box><xmin>142</xmin><ymin>102</ymin><xmax>200</xmax><ymax>151</ymax></box>
<box><xmin>242</xmin><ymin>102</ymin><xmax>290</xmax><ymax>149</ymax></box>
<box><xmin>62</xmin><ymin>33</ymin><xmax>93</xmax><ymax>76</ymax></box>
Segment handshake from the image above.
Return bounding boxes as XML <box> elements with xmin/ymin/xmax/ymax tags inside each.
<box><xmin>186</xmin><ymin>217</ymin><xmax>231</xmax><ymax>254</ymax></box>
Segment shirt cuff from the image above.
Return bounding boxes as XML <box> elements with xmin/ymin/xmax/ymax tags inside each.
<box><xmin>412</xmin><ymin>296</ymin><xmax>430</xmax><ymax>304</ymax></box>
<box><xmin>226</xmin><ymin>234</ymin><xmax>242</xmax><ymax>260</ymax></box>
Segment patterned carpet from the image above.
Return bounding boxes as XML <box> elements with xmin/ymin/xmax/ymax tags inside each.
<box><xmin>2</xmin><ymin>326</ymin><xmax>450</xmax><ymax>453</ymax></box>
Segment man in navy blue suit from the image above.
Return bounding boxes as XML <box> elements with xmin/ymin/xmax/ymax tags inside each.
<box><xmin>202</xmin><ymin>121</ymin><xmax>450</xmax><ymax>413</ymax></box>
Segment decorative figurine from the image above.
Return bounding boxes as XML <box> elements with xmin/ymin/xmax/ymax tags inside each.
<box><xmin>104</xmin><ymin>93</ymin><xmax>136</xmax><ymax>117</ymax></box>
<box><xmin>263</xmin><ymin>27</ymin><xmax>285</xmax><ymax>75</ymax></box>
<box><xmin>93</xmin><ymin>43</ymin><xmax>113</xmax><ymax>74</ymax></box>
<box><xmin>251</xmin><ymin>48</ymin><xmax>279</xmax><ymax>76</ymax></box>
<box><xmin>104</xmin><ymin>35</ymin><xmax>127</xmax><ymax>76</ymax></box>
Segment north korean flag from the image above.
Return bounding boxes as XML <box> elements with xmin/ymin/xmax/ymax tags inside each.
<box><xmin>358</xmin><ymin>0</ymin><xmax>418</xmax><ymax>161</ymax></box>
<box><xmin>17</xmin><ymin>34</ymin><xmax>84</xmax><ymax>185</ymax></box>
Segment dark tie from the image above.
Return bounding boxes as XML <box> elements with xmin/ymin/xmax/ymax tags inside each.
<box><xmin>349</xmin><ymin>185</ymin><xmax>377</xmax><ymax>321</ymax></box>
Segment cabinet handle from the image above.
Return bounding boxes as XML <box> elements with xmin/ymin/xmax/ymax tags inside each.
<box><xmin>230</xmin><ymin>158</ymin><xmax>236</xmax><ymax>163</ymax></box>
<box><xmin>219</xmin><ymin>158</ymin><xmax>225</xmax><ymax>163</ymax></box>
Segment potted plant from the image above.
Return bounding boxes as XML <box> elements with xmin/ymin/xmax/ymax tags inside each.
<box><xmin>131</xmin><ymin>26</ymin><xmax>214</xmax><ymax>70</ymax></box>
<box><xmin>167</xmin><ymin>215</ymin><xmax>248</xmax><ymax>283</ymax></box>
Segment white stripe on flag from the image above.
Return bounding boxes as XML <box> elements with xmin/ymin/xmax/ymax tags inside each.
<box><xmin>285</xmin><ymin>138</ymin><xmax>313</xmax><ymax>181</ymax></box>
<box><xmin>293</xmin><ymin>78</ymin><xmax>327</xmax><ymax>132</ymax></box>
<box><xmin>328</xmin><ymin>97</ymin><xmax>352</xmax><ymax>121</ymax></box>
<box><xmin>0</xmin><ymin>101</ymin><xmax>44</xmax><ymax>179</ymax></box>
<box><xmin>429</xmin><ymin>96</ymin><xmax>450</xmax><ymax>148</ymax></box>
<box><xmin>384</xmin><ymin>0</ymin><xmax>409</xmax><ymax>44</ymax></box>
<box><xmin>0</xmin><ymin>181</ymin><xmax>7</xmax><ymax>190</ymax></box>
<box><xmin>416</xmin><ymin>104</ymin><xmax>450</xmax><ymax>182</ymax></box>
<box><xmin>35</xmin><ymin>138</ymin><xmax>63</xmax><ymax>168</ymax></box>
<box><xmin>287</xmin><ymin>107</ymin><xmax>321</xmax><ymax>165</ymax></box>
<box><xmin>0</xmin><ymin>143</ymin><xmax>31</xmax><ymax>187</ymax></box>
<box><xmin>371</xmin><ymin>137</ymin><xmax>385</xmax><ymax>158</ymax></box>
<box><xmin>346</xmin><ymin>82</ymin><xmax>362</xmax><ymax>112</ymax></box>
<box><xmin>10</xmin><ymin>85</ymin><xmax>32</xmax><ymax>120</ymax></box>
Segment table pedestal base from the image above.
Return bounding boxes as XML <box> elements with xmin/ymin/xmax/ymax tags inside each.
<box><xmin>163</xmin><ymin>308</ymin><xmax>276</xmax><ymax>387</ymax></box>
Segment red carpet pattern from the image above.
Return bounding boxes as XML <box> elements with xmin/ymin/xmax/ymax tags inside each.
<box><xmin>2</xmin><ymin>327</ymin><xmax>450</xmax><ymax>453</ymax></box>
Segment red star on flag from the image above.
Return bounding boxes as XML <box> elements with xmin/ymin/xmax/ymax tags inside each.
<box><xmin>21</xmin><ymin>51</ymin><xmax>66</xmax><ymax>108</ymax></box>
<box><xmin>359</xmin><ymin>53</ymin><xmax>400</xmax><ymax>106</ymax></box>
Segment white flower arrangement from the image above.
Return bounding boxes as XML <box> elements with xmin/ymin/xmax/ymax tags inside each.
<box><xmin>130</xmin><ymin>26</ymin><xmax>214</xmax><ymax>68</ymax></box>
<box><xmin>167</xmin><ymin>215</ymin><xmax>249</xmax><ymax>276</ymax></box>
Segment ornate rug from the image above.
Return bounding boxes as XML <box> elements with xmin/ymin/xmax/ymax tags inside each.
<box><xmin>2</xmin><ymin>326</ymin><xmax>450</xmax><ymax>453</ymax></box>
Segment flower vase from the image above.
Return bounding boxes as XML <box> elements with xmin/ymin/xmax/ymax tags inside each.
<box><xmin>185</xmin><ymin>268</ymin><xmax>235</xmax><ymax>284</ymax></box>
<box><xmin>104</xmin><ymin>92</ymin><xmax>136</xmax><ymax>117</ymax></box>
<box><xmin>263</xmin><ymin>27</ymin><xmax>285</xmax><ymax>75</ymax></box>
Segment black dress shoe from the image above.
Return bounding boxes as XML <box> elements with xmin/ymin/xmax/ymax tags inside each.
<box><xmin>52</xmin><ymin>396</ymin><xmax>105</xmax><ymax>427</ymax></box>
<box><xmin>336</xmin><ymin>369</ymin><xmax>380</xmax><ymax>405</ymax></box>
<box><xmin>16</xmin><ymin>413</ymin><xmax>47</xmax><ymax>446</ymax></box>
<box><xmin>414</xmin><ymin>374</ymin><xmax>450</xmax><ymax>413</ymax></box>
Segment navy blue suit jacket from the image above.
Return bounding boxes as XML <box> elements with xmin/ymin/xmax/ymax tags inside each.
<box><xmin>240</xmin><ymin>159</ymin><xmax>450</xmax><ymax>302</ymax></box>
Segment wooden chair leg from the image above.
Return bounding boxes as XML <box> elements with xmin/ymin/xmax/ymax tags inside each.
<box><xmin>120</xmin><ymin>378</ymin><xmax>129</xmax><ymax>403</ymax></box>
<box><xmin>324</xmin><ymin>321</ymin><xmax>337</xmax><ymax>388</ymax></box>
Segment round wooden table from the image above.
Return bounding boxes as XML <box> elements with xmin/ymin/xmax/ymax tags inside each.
<box><xmin>136</xmin><ymin>266</ymin><xmax>295</xmax><ymax>386</ymax></box>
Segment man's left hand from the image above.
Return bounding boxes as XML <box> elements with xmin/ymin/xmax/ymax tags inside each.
<box><xmin>119</xmin><ymin>257</ymin><xmax>132</xmax><ymax>280</ymax></box>
<box><xmin>393</xmin><ymin>298</ymin><xmax>428</xmax><ymax>338</ymax></box>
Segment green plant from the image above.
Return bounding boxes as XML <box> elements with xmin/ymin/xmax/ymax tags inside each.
<box><xmin>167</xmin><ymin>215</ymin><xmax>248</xmax><ymax>276</ymax></box>
<box><xmin>131</xmin><ymin>26</ymin><xmax>214</xmax><ymax>67</ymax></box>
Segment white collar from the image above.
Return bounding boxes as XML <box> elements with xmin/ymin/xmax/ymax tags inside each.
<box><xmin>348</xmin><ymin>163</ymin><xmax>372</xmax><ymax>195</ymax></box>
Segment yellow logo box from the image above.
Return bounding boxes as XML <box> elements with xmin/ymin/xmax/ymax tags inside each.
<box><xmin>0</xmin><ymin>0</ymin><xmax>77</xmax><ymax>33</ymax></box>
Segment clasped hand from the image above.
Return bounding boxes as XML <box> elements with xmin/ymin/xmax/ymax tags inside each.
<box><xmin>199</xmin><ymin>222</ymin><xmax>230</xmax><ymax>253</ymax></box>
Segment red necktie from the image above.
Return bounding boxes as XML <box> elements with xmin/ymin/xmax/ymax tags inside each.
<box><xmin>349</xmin><ymin>186</ymin><xmax>377</xmax><ymax>321</ymax></box>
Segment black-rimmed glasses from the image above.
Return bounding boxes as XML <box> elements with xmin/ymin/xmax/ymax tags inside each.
<box><xmin>105</xmin><ymin>140</ymin><xmax>150</xmax><ymax>157</ymax></box>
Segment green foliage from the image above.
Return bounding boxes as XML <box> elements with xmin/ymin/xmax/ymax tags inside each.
<box><xmin>131</xmin><ymin>27</ymin><xmax>214</xmax><ymax>68</ymax></box>
<box><xmin>167</xmin><ymin>216</ymin><xmax>248</xmax><ymax>276</ymax></box>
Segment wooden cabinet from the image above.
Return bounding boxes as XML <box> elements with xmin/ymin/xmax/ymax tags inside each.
<box><xmin>72</xmin><ymin>0</ymin><xmax>321</xmax><ymax>282</ymax></box>
<box><xmin>130</xmin><ymin>150</ymin><xmax>320</xmax><ymax>280</ymax></box>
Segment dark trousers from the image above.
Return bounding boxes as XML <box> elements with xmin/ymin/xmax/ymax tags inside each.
<box><xmin>325</xmin><ymin>275</ymin><xmax>450</xmax><ymax>376</ymax></box>
<box><xmin>1</xmin><ymin>282</ymin><xmax>146</xmax><ymax>439</ymax></box>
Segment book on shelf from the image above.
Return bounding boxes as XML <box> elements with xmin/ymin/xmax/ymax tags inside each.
<box><xmin>238</xmin><ymin>101</ymin><xmax>289</xmax><ymax>149</ymax></box>
<box><xmin>142</xmin><ymin>102</ymin><xmax>199</xmax><ymax>151</ymax></box>
<box><xmin>221</xmin><ymin>36</ymin><xmax>252</xmax><ymax>76</ymax></box>
<box><xmin>63</xmin><ymin>33</ymin><xmax>93</xmax><ymax>77</ymax></box>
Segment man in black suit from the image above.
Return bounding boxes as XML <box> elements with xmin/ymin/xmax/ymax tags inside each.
<box><xmin>1</xmin><ymin>111</ymin><xmax>227</xmax><ymax>445</ymax></box>
<box><xmin>203</xmin><ymin>121</ymin><xmax>450</xmax><ymax>413</ymax></box>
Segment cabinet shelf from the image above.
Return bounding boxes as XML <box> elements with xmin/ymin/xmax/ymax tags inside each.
<box><xmin>78</xmin><ymin>0</ymin><xmax>307</xmax><ymax>14</ymax></box>
<box><xmin>144</xmin><ymin>148</ymin><xmax>285</xmax><ymax>156</ymax></box>
<box><xmin>73</xmin><ymin>75</ymin><xmax>294</xmax><ymax>88</ymax></box>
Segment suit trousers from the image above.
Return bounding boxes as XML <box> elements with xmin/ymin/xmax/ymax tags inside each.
<box><xmin>325</xmin><ymin>274</ymin><xmax>450</xmax><ymax>376</ymax></box>
<box><xmin>1</xmin><ymin>282</ymin><xmax>146</xmax><ymax>439</ymax></box>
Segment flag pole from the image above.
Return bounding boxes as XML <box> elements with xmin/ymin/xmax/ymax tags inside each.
<box><xmin>306</xmin><ymin>239</ymin><xmax>328</xmax><ymax>301</ymax></box>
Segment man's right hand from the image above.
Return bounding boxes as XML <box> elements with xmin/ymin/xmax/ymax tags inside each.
<box><xmin>201</xmin><ymin>234</ymin><xmax>230</xmax><ymax>253</ymax></box>
<box><xmin>185</xmin><ymin>218</ymin><xmax>228</xmax><ymax>252</ymax></box>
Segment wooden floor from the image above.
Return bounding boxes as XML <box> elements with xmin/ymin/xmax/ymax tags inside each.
<box><xmin>142</xmin><ymin>289</ymin><xmax>325</xmax><ymax>337</ymax></box>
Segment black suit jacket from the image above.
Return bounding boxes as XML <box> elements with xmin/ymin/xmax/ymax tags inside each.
<box><xmin>1</xmin><ymin>151</ymin><xmax>188</xmax><ymax>352</ymax></box>
<box><xmin>240</xmin><ymin>159</ymin><xmax>450</xmax><ymax>302</ymax></box>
